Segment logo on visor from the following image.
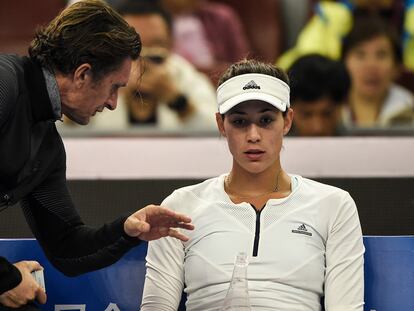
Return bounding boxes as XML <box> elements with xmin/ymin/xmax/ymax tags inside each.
<box><xmin>243</xmin><ymin>80</ymin><xmax>261</xmax><ymax>90</ymax></box>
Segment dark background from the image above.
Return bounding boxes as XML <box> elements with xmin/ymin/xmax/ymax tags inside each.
<box><xmin>1</xmin><ymin>178</ymin><xmax>413</xmax><ymax>237</ymax></box>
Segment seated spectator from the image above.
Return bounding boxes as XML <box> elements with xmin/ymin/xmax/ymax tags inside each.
<box><xmin>342</xmin><ymin>15</ymin><xmax>414</xmax><ymax>128</ymax></box>
<box><xmin>62</xmin><ymin>0</ymin><xmax>217</xmax><ymax>131</ymax></box>
<box><xmin>276</xmin><ymin>0</ymin><xmax>413</xmax><ymax>72</ymax></box>
<box><xmin>140</xmin><ymin>59</ymin><xmax>364</xmax><ymax>310</ymax></box>
<box><xmin>162</xmin><ymin>0</ymin><xmax>250</xmax><ymax>79</ymax></box>
<box><xmin>288</xmin><ymin>54</ymin><xmax>350</xmax><ymax>136</ymax></box>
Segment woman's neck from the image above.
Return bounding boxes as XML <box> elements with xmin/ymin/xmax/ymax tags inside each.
<box><xmin>228</xmin><ymin>165</ymin><xmax>279</xmax><ymax>193</ymax></box>
<box><xmin>349</xmin><ymin>90</ymin><xmax>386</xmax><ymax>126</ymax></box>
<box><xmin>225</xmin><ymin>163</ymin><xmax>292</xmax><ymax>207</ymax></box>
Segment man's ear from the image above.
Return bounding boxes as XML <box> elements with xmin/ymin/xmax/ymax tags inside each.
<box><xmin>283</xmin><ymin>108</ymin><xmax>294</xmax><ymax>135</ymax></box>
<box><xmin>73</xmin><ymin>63</ymin><xmax>92</xmax><ymax>87</ymax></box>
<box><xmin>215</xmin><ymin>112</ymin><xmax>226</xmax><ymax>136</ymax></box>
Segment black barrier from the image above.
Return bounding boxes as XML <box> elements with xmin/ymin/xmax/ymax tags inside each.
<box><xmin>1</xmin><ymin>178</ymin><xmax>413</xmax><ymax>237</ymax></box>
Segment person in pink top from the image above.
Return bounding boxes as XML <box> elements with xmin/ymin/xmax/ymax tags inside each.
<box><xmin>163</xmin><ymin>0</ymin><xmax>250</xmax><ymax>79</ymax></box>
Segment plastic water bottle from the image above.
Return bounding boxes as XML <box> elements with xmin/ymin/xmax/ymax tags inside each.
<box><xmin>220</xmin><ymin>252</ymin><xmax>251</xmax><ymax>310</ymax></box>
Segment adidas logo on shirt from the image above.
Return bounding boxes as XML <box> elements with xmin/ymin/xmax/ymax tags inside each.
<box><xmin>243</xmin><ymin>80</ymin><xmax>261</xmax><ymax>90</ymax></box>
<box><xmin>292</xmin><ymin>223</ymin><xmax>312</xmax><ymax>236</ymax></box>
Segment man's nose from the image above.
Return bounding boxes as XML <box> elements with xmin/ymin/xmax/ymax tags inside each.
<box><xmin>105</xmin><ymin>92</ymin><xmax>118</xmax><ymax>110</ymax></box>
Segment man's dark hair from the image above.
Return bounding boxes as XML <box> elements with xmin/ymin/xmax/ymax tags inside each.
<box><xmin>288</xmin><ymin>54</ymin><xmax>350</xmax><ymax>104</ymax></box>
<box><xmin>29</xmin><ymin>0</ymin><xmax>141</xmax><ymax>81</ymax></box>
<box><xmin>341</xmin><ymin>14</ymin><xmax>402</xmax><ymax>63</ymax></box>
<box><xmin>114</xmin><ymin>0</ymin><xmax>172</xmax><ymax>32</ymax></box>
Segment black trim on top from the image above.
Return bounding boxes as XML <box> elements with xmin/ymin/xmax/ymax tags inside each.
<box><xmin>250</xmin><ymin>204</ymin><xmax>266</xmax><ymax>257</ymax></box>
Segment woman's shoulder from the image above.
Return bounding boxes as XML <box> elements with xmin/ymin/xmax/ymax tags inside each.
<box><xmin>293</xmin><ymin>176</ymin><xmax>357</xmax><ymax>218</ymax></box>
<box><xmin>381</xmin><ymin>84</ymin><xmax>414</xmax><ymax>124</ymax></box>
<box><xmin>166</xmin><ymin>175</ymin><xmax>225</xmax><ymax>202</ymax></box>
<box><xmin>295</xmin><ymin>175</ymin><xmax>350</xmax><ymax>198</ymax></box>
<box><xmin>385</xmin><ymin>84</ymin><xmax>414</xmax><ymax>108</ymax></box>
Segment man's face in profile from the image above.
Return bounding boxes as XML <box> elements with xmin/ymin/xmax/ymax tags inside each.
<box><xmin>62</xmin><ymin>58</ymin><xmax>131</xmax><ymax>125</ymax></box>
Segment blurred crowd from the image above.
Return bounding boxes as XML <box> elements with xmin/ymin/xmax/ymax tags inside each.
<box><xmin>3</xmin><ymin>0</ymin><xmax>414</xmax><ymax>136</ymax></box>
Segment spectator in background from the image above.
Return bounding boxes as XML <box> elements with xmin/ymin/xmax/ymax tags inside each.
<box><xmin>342</xmin><ymin>15</ymin><xmax>414</xmax><ymax>128</ymax></box>
<box><xmin>276</xmin><ymin>0</ymin><xmax>413</xmax><ymax>72</ymax></box>
<box><xmin>288</xmin><ymin>54</ymin><xmax>350</xmax><ymax>136</ymax></box>
<box><xmin>82</xmin><ymin>0</ymin><xmax>217</xmax><ymax>131</ymax></box>
<box><xmin>162</xmin><ymin>0</ymin><xmax>250</xmax><ymax>79</ymax></box>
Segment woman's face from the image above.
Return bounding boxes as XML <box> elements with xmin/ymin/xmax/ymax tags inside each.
<box><xmin>345</xmin><ymin>35</ymin><xmax>398</xmax><ymax>100</ymax></box>
<box><xmin>216</xmin><ymin>100</ymin><xmax>293</xmax><ymax>175</ymax></box>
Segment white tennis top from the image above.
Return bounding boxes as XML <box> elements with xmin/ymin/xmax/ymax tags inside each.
<box><xmin>141</xmin><ymin>174</ymin><xmax>364</xmax><ymax>311</ymax></box>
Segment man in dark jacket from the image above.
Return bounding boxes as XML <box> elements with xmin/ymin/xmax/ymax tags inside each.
<box><xmin>0</xmin><ymin>1</ymin><xmax>193</xmax><ymax>309</ymax></box>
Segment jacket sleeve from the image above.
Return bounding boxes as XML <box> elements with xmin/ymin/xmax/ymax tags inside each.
<box><xmin>0</xmin><ymin>257</ymin><xmax>22</xmax><ymax>295</ymax></box>
<box><xmin>0</xmin><ymin>56</ymin><xmax>19</xmax><ymax>130</ymax></box>
<box><xmin>0</xmin><ymin>58</ymin><xmax>24</xmax><ymax>294</ymax></box>
<box><xmin>20</xmin><ymin>160</ymin><xmax>140</xmax><ymax>277</ymax></box>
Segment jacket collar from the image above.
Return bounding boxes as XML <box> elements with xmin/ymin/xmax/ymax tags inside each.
<box><xmin>22</xmin><ymin>57</ymin><xmax>57</xmax><ymax>122</ymax></box>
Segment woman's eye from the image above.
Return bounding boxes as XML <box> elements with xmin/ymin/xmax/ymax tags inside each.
<box><xmin>260</xmin><ymin>117</ymin><xmax>274</xmax><ymax>126</ymax></box>
<box><xmin>233</xmin><ymin>119</ymin><xmax>246</xmax><ymax>125</ymax></box>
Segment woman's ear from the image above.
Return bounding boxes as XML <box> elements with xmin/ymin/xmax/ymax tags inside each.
<box><xmin>215</xmin><ymin>112</ymin><xmax>226</xmax><ymax>136</ymax></box>
<box><xmin>283</xmin><ymin>108</ymin><xmax>294</xmax><ymax>135</ymax></box>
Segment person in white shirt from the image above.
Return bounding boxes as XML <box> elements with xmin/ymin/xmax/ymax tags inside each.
<box><xmin>342</xmin><ymin>15</ymin><xmax>414</xmax><ymax>128</ymax></box>
<box><xmin>92</xmin><ymin>1</ymin><xmax>217</xmax><ymax>131</ymax></box>
<box><xmin>141</xmin><ymin>59</ymin><xmax>365</xmax><ymax>311</ymax></box>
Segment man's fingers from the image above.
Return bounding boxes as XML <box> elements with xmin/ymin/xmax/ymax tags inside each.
<box><xmin>167</xmin><ymin>210</ymin><xmax>192</xmax><ymax>224</ymax></box>
<box><xmin>156</xmin><ymin>227</ymin><xmax>189</xmax><ymax>241</ymax></box>
<box><xmin>149</xmin><ymin>217</ymin><xmax>194</xmax><ymax>231</ymax></box>
<box><xmin>36</xmin><ymin>288</ymin><xmax>47</xmax><ymax>304</ymax></box>
<box><xmin>15</xmin><ymin>260</ymin><xmax>42</xmax><ymax>273</ymax></box>
<box><xmin>173</xmin><ymin>212</ymin><xmax>192</xmax><ymax>224</ymax></box>
<box><xmin>167</xmin><ymin>228</ymin><xmax>190</xmax><ymax>242</ymax></box>
<box><xmin>129</xmin><ymin>205</ymin><xmax>194</xmax><ymax>241</ymax></box>
<box><xmin>163</xmin><ymin>220</ymin><xmax>194</xmax><ymax>230</ymax></box>
<box><xmin>25</xmin><ymin>261</ymin><xmax>42</xmax><ymax>272</ymax></box>
<box><xmin>153</xmin><ymin>205</ymin><xmax>192</xmax><ymax>223</ymax></box>
<box><xmin>176</xmin><ymin>222</ymin><xmax>195</xmax><ymax>230</ymax></box>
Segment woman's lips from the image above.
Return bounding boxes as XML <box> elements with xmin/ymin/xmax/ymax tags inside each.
<box><xmin>244</xmin><ymin>149</ymin><xmax>265</xmax><ymax>160</ymax></box>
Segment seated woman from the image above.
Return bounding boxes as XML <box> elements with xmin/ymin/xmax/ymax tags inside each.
<box><xmin>342</xmin><ymin>15</ymin><xmax>414</xmax><ymax>128</ymax></box>
<box><xmin>140</xmin><ymin>59</ymin><xmax>364</xmax><ymax>310</ymax></box>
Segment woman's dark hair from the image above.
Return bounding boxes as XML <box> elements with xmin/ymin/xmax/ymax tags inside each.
<box><xmin>29</xmin><ymin>0</ymin><xmax>141</xmax><ymax>81</ymax></box>
<box><xmin>341</xmin><ymin>14</ymin><xmax>402</xmax><ymax>63</ymax></box>
<box><xmin>218</xmin><ymin>59</ymin><xmax>289</xmax><ymax>86</ymax></box>
<box><xmin>288</xmin><ymin>54</ymin><xmax>350</xmax><ymax>104</ymax></box>
<box><xmin>218</xmin><ymin>59</ymin><xmax>290</xmax><ymax>116</ymax></box>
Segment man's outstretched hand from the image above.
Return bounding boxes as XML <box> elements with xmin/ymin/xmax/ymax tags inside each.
<box><xmin>124</xmin><ymin>205</ymin><xmax>194</xmax><ymax>242</ymax></box>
